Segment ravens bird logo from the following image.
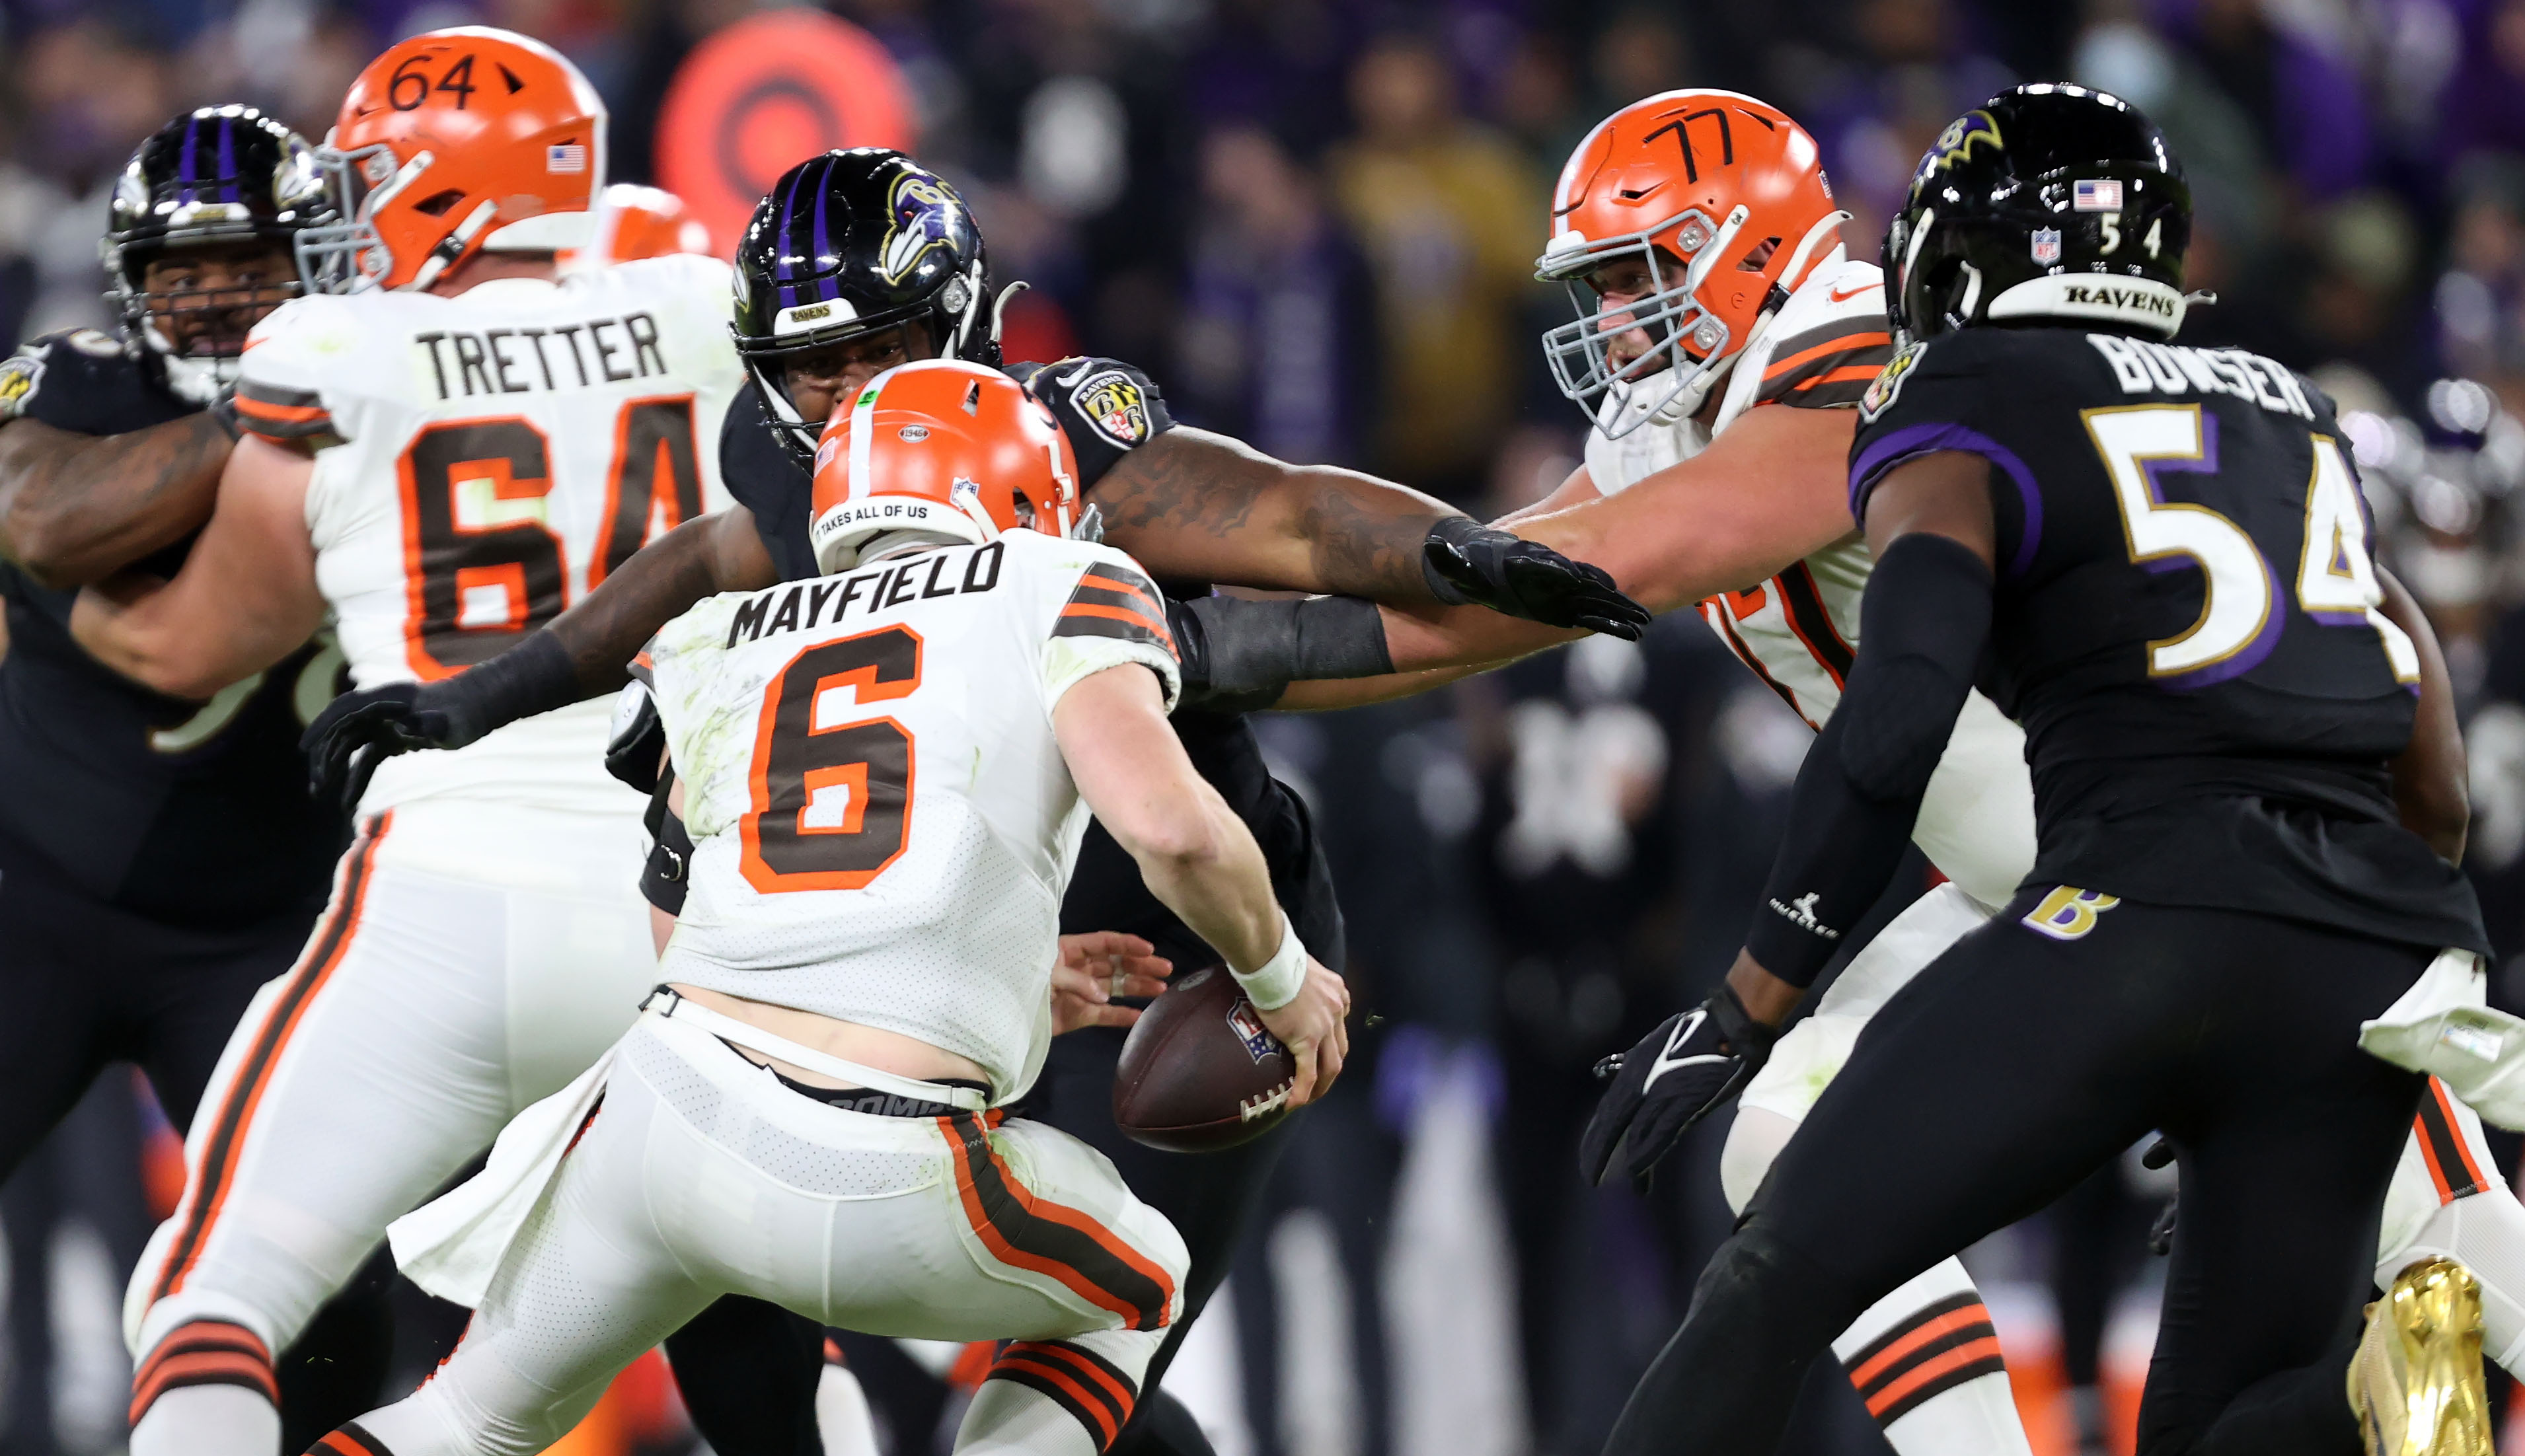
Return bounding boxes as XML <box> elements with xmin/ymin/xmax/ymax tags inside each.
<box><xmin>878</xmin><ymin>172</ymin><xmax>963</xmax><ymax>287</ymax></box>
<box><xmin>1912</xmin><ymin>110</ymin><xmax>2003</xmax><ymax>192</ymax></box>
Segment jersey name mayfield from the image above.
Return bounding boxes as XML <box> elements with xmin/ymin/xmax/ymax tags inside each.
<box><xmin>1585</xmin><ymin>258</ymin><xmax>2035</xmax><ymax>908</ymax></box>
<box><xmin>235</xmin><ymin>254</ymin><xmax>743</xmax><ymax>815</ymax></box>
<box><xmin>645</xmin><ymin>532</ymin><xmax>1180</xmax><ymax>1101</ymax></box>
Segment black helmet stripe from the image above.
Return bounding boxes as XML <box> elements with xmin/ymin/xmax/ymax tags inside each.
<box><xmin>175</xmin><ymin>113</ymin><xmax>241</xmax><ymax>206</ymax></box>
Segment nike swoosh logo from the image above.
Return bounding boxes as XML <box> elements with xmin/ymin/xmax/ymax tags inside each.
<box><xmin>1828</xmin><ymin>282</ymin><xmax>1875</xmax><ymax>303</ymax></box>
<box><xmin>1640</xmin><ymin>1009</ymin><xmax>1727</xmax><ymax>1091</ymax></box>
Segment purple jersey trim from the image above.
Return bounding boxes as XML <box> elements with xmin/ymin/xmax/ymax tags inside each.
<box><xmin>1848</xmin><ymin>421</ymin><xmax>2043</xmax><ymax>578</ymax></box>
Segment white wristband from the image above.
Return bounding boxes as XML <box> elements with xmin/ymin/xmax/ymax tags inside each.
<box><xmin>1231</xmin><ymin>912</ymin><xmax>1307</xmax><ymax>1011</ymax></box>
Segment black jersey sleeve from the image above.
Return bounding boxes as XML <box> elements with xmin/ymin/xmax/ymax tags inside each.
<box><xmin>717</xmin><ymin>381</ymin><xmax>819</xmax><ymax>583</ymax></box>
<box><xmin>1011</xmin><ymin>356</ymin><xmax>1176</xmax><ymax>492</ymax></box>
<box><xmin>1848</xmin><ymin>334</ymin><xmax>2051</xmax><ymax>579</ymax></box>
<box><xmin>11</xmin><ymin>330</ymin><xmax>194</xmax><ymax>436</ymax></box>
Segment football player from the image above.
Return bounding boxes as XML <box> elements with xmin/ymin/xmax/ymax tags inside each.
<box><xmin>1595</xmin><ymin>83</ymin><xmax>2492</xmax><ymax>1455</ymax></box>
<box><xmin>311</xmin><ymin>361</ymin><xmax>1347</xmax><ymax>1456</ymax></box>
<box><xmin>297</xmin><ymin>145</ymin><xmax>1647</xmax><ymax>1450</ymax></box>
<box><xmin>55</xmin><ymin>31</ymin><xmax>820</xmax><ymax>1456</ymax></box>
<box><xmin>1193</xmin><ymin>85</ymin><xmax>2525</xmax><ymax>1456</ymax></box>
<box><xmin>0</xmin><ymin>106</ymin><xmax>415</xmax><ymax>1445</ymax></box>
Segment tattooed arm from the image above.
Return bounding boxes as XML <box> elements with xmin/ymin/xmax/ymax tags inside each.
<box><xmin>1086</xmin><ymin>427</ymin><xmax>1458</xmax><ymax>600</ymax></box>
<box><xmin>0</xmin><ymin>414</ymin><xmax>235</xmax><ymax>588</ymax></box>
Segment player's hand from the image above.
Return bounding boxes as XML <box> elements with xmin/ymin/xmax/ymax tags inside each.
<box><xmin>1049</xmin><ymin>932</ymin><xmax>1174</xmax><ymax>1035</ymax></box>
<box><xmin>1256</xmin><ymin>958</ymin><xmax>1349</xmax><ymax>1108</ymax></box>
<box><xmin>1424</xmin><ymin>517</ymin><xmax>1650</xmax><ymax>640</ymax></box>
<box><xmin>301</xmin><ymin>682</ymin><xmax>476</xmax><ymax>815</ymax></box>
<box><xmin>1579</xmin><ymin>985</ymin><xmax>1778</xmax><ymax>1192</ymax></box>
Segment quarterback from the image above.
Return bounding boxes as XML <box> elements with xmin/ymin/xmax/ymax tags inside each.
<box><xmin>307</xmin><ymin>361</ymin><xmax>1347</xmax><ymax>1456</ymax></box>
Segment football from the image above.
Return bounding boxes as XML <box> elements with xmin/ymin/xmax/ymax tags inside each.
<box><xmin>1113</xmin><ymin>965</ymin><xmax>1297</xmax><ymax>1152</ymax></box>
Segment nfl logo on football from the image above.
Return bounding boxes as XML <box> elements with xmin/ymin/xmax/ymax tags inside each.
<box><xmin>1226</xmin><ymin>999</ymin><xmax>1285</xmax><ymax>1064</ymax></box>
<box><xmin>2031</xmin><ymin>228</ymin><xmax>2062</xmax><ymax>266</ymax></box>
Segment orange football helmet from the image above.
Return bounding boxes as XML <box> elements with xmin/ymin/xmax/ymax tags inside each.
<box><xmin>562</xmin><ymin>184</ymin><xmax>713</xmax><ymax>272</ymax></box>
<box><xmin>297</xmin><ymin>27</ymin><xmax>606</xmax><ymax>293</ymax></box>
<box><xmin>1538</xmin><ymin>90</ymin><xmax>1848</xmax><ymax>434</ymax></box>
<box><xmin>809</xmin><ymin>361</ymin><xmax>1080</xmax><ymax>574</ymax></box>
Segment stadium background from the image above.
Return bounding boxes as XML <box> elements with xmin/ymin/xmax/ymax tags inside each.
<box><xmin>3</xmin><ymin>0</ymin><xmax>2525</xmax><ymax>1452</ymax></box>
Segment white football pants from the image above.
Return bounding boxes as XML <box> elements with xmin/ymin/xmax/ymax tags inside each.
<box><xmin>126</xmin><ymin>802</ymin><xmax>659</xmax><ymax>1456</ymax></box>
<box><xmin>315</xmin><ymin>1011</ymin><xmax>1187</xmax><ymax>1456</ymax></box>
<box><xmin>1722</xmin><ymin>881</ymin><xmax>2522</xmax><ymax>1456</ymax></box>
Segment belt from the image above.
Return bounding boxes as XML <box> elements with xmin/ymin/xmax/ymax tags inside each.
<box><xmin>640</xmin><ymin>986</ymin><xmax>991</xmax><ymax>1112</ymax></box>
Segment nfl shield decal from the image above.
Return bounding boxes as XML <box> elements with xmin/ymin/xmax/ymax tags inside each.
<box><xmin>1074</xmin><ymin>369</ymin><xmax>1152</xmax><ymax>449</ymax></box>
<box><xmin>2031</xmin><ymin>228</ymin><xmax>2062</xmax><ymax>266</ymax></box>
<box><xmin>1226</xmin><ymin>998</ymin><xmax>1286</xmax><ymax>1064</ymax></box>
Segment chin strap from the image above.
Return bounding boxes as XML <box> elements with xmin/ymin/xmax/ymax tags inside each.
<box><xmin>987</xmin><ymin>279</ymin><xmax>1029</xmax><ymax>355</ymax></box>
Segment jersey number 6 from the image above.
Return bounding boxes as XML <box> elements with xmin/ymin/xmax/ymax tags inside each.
<box><xmin>743</xmin><ymin>625</ymin><xmax>923</xmax><ymax>893</ymax></box>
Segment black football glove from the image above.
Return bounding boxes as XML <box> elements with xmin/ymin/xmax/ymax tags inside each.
<box><xmin>1579</xmin><ymin>985</ymin><xmax>1778</xmax><ymax>1192</ymax></box>
<box><xmin>1424</xmin><ymin>517</ymin><xmax>1650</xmax><ymax>640</ymax></box>
<box><xmin>302</xmin><ymin>632</ymin><xmax>583</xmax><ymax>814</ymax></box>
<box><xmin>301</xmin><ymin>681</ymin><xmax>485</xmax><ymax>815</ymax></box>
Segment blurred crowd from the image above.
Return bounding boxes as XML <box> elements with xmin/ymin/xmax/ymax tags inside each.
<box><xmin>16</xmin><ymin>0</ymin><xmax>2525</xmax><ymax>1454</ymax></box>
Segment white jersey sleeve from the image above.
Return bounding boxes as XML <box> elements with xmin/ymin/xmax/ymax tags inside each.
<box><xmin>241</xmin><ymin>255</ymin><xmax>744</xmax><ymax>819</ymax></box>
<box><xmin>645</xmin><ymin>532</ymin><xmax>1177</xmax><ymax>1101</ymax></box>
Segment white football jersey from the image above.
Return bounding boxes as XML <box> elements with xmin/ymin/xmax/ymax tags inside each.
<box><xmin>235</xmin><ymin>254</ymin><xmax>744</xmax><ymax>817</ymax></box>
<box><xmin>1584</xmin><ymin>257</ymin><xmax>2037</xmax><ymax>908</ymax></box>
<box><xmin>644</xmin><ymin>532</ymin><xmax>1182</xmax><ymax>1101</ymax></box>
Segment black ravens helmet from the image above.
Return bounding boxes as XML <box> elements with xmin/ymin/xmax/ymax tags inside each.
<box><xmin>1885</xmin><ymin>84</ymin><xmax>2192</xmax><ymax>346</ymax></box>
<box><xmin>732</xmin><ymin>149</ymin><xmax>1000</xmax><ymax>462</ymax></box>
<box><xmin>103</xmin><ymin>106</ymin><xmax>330</xmax><ymax>400</ymax></box>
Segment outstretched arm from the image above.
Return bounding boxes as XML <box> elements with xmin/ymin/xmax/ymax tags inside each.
<box><xmin>300</xmin><ymin>503</ymin><xmax>780</xmax><ymax>811</ymax></box>
<box><xmin>1302</xmin><ymin>403</ymin><xmax>1864</xmax><ymax>691</ymax></box>
<box><xmin>0</xmin><ymin>414</ymin><xmax>235</xmax><ymax>589</ymax></box>
<box><xmin>544</xmin><ymin>505</ymin><xmax>778</xmax><ymax>696</ymax></box>
<box><xmin>69</xmin><ymin>433</ymin><xmax>324</xmax><ymax>697</ymax></box>
<box><xmin>1092</xmin><ymin>427</ymin><xmax>1643</xmax><ymax>637</ymax></box>
<box><xmin>1090</xmin><ymin>427</ymin><xmax>1454</xmax><ymax>599</ymax></box>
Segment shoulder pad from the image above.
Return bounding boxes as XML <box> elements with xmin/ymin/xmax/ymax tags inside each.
<box><xmin>1747</xmin><ymin>262</ymin><xmax>1895</xmax><ymax>411</ymax></box>
<box><xmin>42</xmin><ymin>328</ymin><xmax>126</xmax><ymax>360</ymax></box>
<box><xmin>234</xmin><ymin>297</ymin><xmax>357</xmax><ymax>443</ymax></box>
<box><xmin>1024</xmin><ymin>355</ymin><xmax>1176</xmax><ymax>490</ymax></box>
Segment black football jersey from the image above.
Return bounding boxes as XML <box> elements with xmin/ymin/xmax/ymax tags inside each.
<box><xmin>716</xmin><ymin>373</ymin><xmax>1323</xmax><ymax>962</ymax></box>
<box><xmin>0</xmin><ymin>330</ymin><xmax>348</xmax><ymax>926</ymax></box>
<box><xmin>1851</xmin><ymin>325</ymin><xmax>2484</xmax><ymax>954</ymax></box>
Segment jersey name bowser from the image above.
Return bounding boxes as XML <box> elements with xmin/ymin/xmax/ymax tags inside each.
<box><xmin>233</xmin><ymin>254</ymin><xmax>743</xmax><ymax>816</ymax></box>
<box><xmin>1586</xmin><ymin>256</ymin><xmax>2034</xmax><ymax>908</ymax></box>
<box><xmin>644</xmin><ymin>532</ymin><xmax>1182</xmax><ymax>1102</ymax></box>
